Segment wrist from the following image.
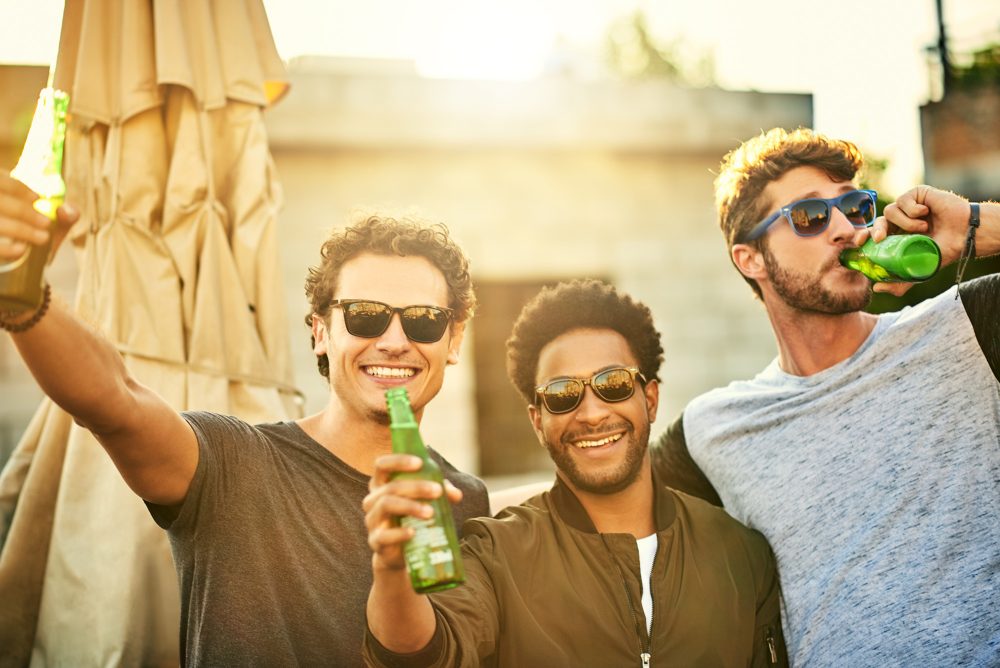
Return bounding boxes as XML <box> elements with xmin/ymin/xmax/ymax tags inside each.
<box><xmin>974</xmin><ymin>201</ymin><xmax>1000</xmax><ymax>257</ymax></box>
<box><xmin>0</xmin><ymin>283</ymin><xmax>51</xmax><ymax>333</ymax></box>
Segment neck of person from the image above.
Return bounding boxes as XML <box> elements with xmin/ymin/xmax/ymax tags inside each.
<box><xmin>567</xmin><ymin>458</ymin><xmax>657</xmax><ymax>538</ymax></box>
<box><xmin>297</xmin><ymin>398</ymin><xmax>402</xmax><ymax>476</ymax></box>
<box><xmin>765</xmin><ymin>300</ymin><xmax>878</xmax><ymax>377</ymax></box>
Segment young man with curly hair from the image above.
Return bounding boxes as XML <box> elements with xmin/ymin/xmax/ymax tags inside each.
<box><xmin>362</xmin><ymin>279</ymin><xmax>788</xmax><ymax>667</ymax></box>
<box><xmin>0</xmin><ymin>184</ymin><xmax>488</xmax><ymax>666</ymax></box>
<box><xmin>651</xmin><ymin>128</ymin><xmax>1000</xmax><ymax>665</ymax></box>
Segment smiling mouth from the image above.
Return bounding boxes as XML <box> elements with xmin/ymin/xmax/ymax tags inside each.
<box><xmin>364</xmin><ymin>366</ymin><xmax>417</xmax><ymax>379</ymax></box>
<box><xmin>574</xmin><ymin>433</ymin><xmax>623</xmax><ymax>449</ymax></box>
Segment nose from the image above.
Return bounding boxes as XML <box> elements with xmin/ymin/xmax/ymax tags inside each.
<box><xmin>574</xmin><ymin>386</ymin><xmax>611</xmax><ymax>426</ymax></box>
<box><xmin>375</xmin><ymin>313</ymin><xmax>412</xmax><ymax>354</ymax></box>
<box><xmin>827</xmin><ymin>205</ymin><xmax>867</xmax><ymax>245</ymax></box>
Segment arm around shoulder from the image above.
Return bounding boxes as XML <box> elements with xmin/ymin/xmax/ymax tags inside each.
<box><xmin>651</xmin><ymin>413</ymin><xmax>723</xmax><ymax>506</ymax></box>
<box><xmin>751</xmin><ymin>535</ymin><xmax>788</xmax><ymax>667</ymax></box>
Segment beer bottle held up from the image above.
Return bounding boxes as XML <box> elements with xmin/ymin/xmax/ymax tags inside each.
<box><xmin>840</xmin><ymin>234</ymin><xmax>941</xmax><ymax>283</ymax></box>
<box><xmin>1</xmin><ymin>87</ymin><xmax>69</xmax><ymax>312</ymax></box>
<box><xmin>385</xmin><ymin>387</ymin><xmax>465</xmax><ymax>593</ymax></box>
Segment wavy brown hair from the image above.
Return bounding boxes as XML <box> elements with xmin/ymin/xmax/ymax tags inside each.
<box><xmin>506</xmin><ymin>279</ymin><xmax>663</xmax><ymax>404</ymax></box>
<box><xmin>305</xmin><ymin>214</ymin><xmax>476</xmax><ymax>379</ymax></box>
<box><xmin>715</xmin><ymin>127</ymin><xmax>864</xmax><ymax>298</ymax></box>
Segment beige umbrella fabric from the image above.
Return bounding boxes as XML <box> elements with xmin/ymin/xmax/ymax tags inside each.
<box><xmin>0</xmin><ymin>0</ymin><xmax>299</xmax><ymax>665</ymax></box>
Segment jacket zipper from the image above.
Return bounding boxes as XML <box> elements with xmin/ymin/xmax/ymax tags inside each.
<box><xmin>765</xmin><ymin>627</ymin><xmax>777</xmax><ymax>665</ymax></box>
<box><xmin>602</xmin><ymin>535</ymin><xmax>654</xmax><ymax>667</ymax></box>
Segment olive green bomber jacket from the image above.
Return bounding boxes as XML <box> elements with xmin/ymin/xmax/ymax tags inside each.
<box><xmin>365</xmin><ymin>469</ymin><xmax>787</xmax><ymax>667</ymax></box>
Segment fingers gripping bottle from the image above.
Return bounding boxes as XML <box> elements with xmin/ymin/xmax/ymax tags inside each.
<box><xmin>385</xmin><ymin>388</ymin><xmax>465</xmax><ymax>593</ymax></box>
<box><xmin>839</xmin><ymin>234</ymin><xmax>942</xmax><ymax>283</ymax></box>
<box><xmin>1</xmin><ymin>88</ymin><xmax>69</xmax><ymax>312</ymax></box>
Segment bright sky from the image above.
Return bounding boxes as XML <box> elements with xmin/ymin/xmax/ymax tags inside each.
<box><xmin>3</xmin><ymin>0</ymin><xmax>999</xmax><ymax>195</ymax></box>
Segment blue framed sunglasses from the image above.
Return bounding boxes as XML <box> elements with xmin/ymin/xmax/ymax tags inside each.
<box><xmin>742</xmin><ymin>189</ymin><xmax>878</xmax><ymax>242</ymax></box>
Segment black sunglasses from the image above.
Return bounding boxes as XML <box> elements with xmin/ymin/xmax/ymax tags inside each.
<box><xmin>331</xmin><ymin>299</ymin><xmax>454</xmax><ymax>343</ymax></box>
<box><xmin>535</xmin><ymin>366</ymin><xmax>647</xmax><ymax>415</ymax></box>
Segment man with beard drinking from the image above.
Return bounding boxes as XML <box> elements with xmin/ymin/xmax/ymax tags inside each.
<box><xmin>651</xmin><ymin>127</ymin><xmax>1000</xmax><ymax>666</ymax></box>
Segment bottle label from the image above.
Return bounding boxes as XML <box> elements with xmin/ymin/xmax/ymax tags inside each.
<box><xmin>401</xmin><ymin>515</ymin><xmax>454</xmax><ymax>574</ymax></box>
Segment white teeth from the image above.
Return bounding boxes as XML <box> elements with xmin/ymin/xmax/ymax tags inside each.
<box><xmin>365</xmin><ymin>366</ymin><xmax>416</xmax><ymax>379</ymax></box>
<box><xmin>575</xmin><ymin>433</ymin><xmax>623</xmax><ymax>448</ymax></box>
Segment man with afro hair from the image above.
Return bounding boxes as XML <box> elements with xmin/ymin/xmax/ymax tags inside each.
<box><xmin>362</xmin><ymin>279</ymin><xmax>788</xmax><ymax>667</ymax></box>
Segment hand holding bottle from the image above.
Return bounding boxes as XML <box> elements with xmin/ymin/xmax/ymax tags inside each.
<box><xmin>0</xmin><ymin>172</ymin><xmax>76</xmax><ymax>263</ymax></box>
<box><xmin>868</xmin><ymin>185</ymin><xmax>995</xmax><ymax>295</ymax></box>
<box><xmin>1</xmin><ymin>88</ymin><xmax>77</xmax><ymax>312</ymax></box>
<box><xmin>877</xmin><ymin>186</ymin><xmax>970</xmax><ymax>262</ymax></box>
<box><xmin>364</xmin><ymin>450</ymin><xmax>460</xmax><ymax>654</ymax></box>
<box><xmin>363</xmin><ymin>453</ymin><xmax>464</xmax><ymax>578</ymax></box>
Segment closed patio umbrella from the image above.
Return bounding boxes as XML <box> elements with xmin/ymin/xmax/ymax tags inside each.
<box><xmin>0</xmin><ymin>0</ymin><xmax>298</xmax><ymax>664</ymax></box>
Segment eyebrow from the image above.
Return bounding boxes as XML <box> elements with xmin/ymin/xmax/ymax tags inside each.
<box><xmin>788</xmin><ymin>184</ymin><xmax>856</xmax><ymax>202</ymax></box>
<box><xmin>543</xmin><ymin>364</ymin><xmax>631</xmax><ymax>382</ymax></box>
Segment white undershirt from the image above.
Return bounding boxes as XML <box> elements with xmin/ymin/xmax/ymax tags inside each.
<box><xmin>636</xmin><ymin>533</ymin><xmax>658</xmax><ymax>635</ymax></box>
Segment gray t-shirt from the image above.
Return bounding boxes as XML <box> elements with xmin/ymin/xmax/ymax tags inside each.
<box><xmin>681</xmin><ymin>282</ymin><xmax>1000</xmax><ymax>666</ymax></box>
<box><xmin>147</xmin><ymin>411</ymin><xmax>489</xmax><ymax>667</ymax></box>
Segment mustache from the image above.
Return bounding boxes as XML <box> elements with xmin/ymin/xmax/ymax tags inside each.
<box><xmin>560</xmin><ymin>421</ymin><xmax>632</xmax><ymax>446</ymax></box>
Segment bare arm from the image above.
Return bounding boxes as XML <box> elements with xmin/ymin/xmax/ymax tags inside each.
<box><xmin>363</xmin><ymin>454</ymin><xmax>463</xmax><ymax>654</ymax></box>
<box><xmin>2</xmin><ymin>172</ymin><xmax>197</xmax><ymax>506</ymax></box>
<box><xmin>872</xmin><ymin>186</ymin><xmax>1000</xmax><ymax>295</ymax></box>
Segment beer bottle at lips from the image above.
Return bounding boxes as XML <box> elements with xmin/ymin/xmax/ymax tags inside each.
<box><xmin>385</xmin><ymin>387</ymin><xmax>465</xmax><ymax>593</ymax></box>
<box><xmin>840</xmin><ymin>234</ymin><xmax>942</xmax><ymax>283</ymax></box>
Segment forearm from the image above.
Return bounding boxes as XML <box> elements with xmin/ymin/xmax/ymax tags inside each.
<box><xmin>9</xmin><ymin>296</ymin><xmax>136</xmax><ymax>433</ymax></box>
<box><xmin>367</xmin><ymin>565</ymin><xmax>438</xmax><ymax>654</ymax></box>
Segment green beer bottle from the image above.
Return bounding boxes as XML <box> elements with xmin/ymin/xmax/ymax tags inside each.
<box><xmin>840</xmin><ymin>234</ymin><xmax>942</xmax><ymax>283</ymax></box>
<box><xmin>1</xmin><ymin>87</ymin><xmax>69</xmax><ymax>312</ymax></box>
<box><xmin>385</xmin><ymin>387</ymin><xmax>465</xmax><ymax>593</ymax></box>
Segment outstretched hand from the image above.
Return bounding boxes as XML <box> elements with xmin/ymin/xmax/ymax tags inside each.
<box><xmin>868</xmin><ymin>185</ymin><xmax>970</xmax><ymax>295</ymax></box>
<box><xmin>0</xmin><ymin>171</ymin><xmax>78</xmax><ymax>263</ymax></box>
<box><xmin>363</xmin><ymin>454</ymin><xmax>463</xmax><ymax>572</ymax></box>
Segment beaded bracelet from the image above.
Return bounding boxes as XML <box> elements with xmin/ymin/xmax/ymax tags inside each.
<box><xmin>954</xmin><ymin>203</ymin><xmax>980</xmax><ymax>297</ymax></box>
<box><xmin>0</xmin><ymin>283</ymin><xmax>52</xmax><ymax>333</ymax></box>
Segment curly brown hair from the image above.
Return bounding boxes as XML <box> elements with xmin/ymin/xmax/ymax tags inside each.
<box><xmin>715</xmin><ymin>127</ymin><xmax>864</xmax><ymax>298</ymax></box>
<box><xmin>506</xmin><ymin>279</ymin><xmax>663</xmax><ymax>404</ymax></box>
<box><xmin>304</xmin><ymin>213</ymin><xmax>477</xmax><ymax>379</ymax></box>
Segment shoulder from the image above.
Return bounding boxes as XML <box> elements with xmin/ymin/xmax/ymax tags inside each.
<box><xmin>181</xmin><ymin>411</ymin><xmax>257</xmax><ymax>446</ymax></box>
<box><xmin>429</xmin><ymin>448</ymin><xmax>487</xmax><ymax>494</ymax></box>
<box><xmin>181</xmin><ymin>411</ymin><xmax>300</xmax><ymax>459</ymax></box>
<box><xmin>463</xmin><ymin>493</ymin><xmax>551</xmax><ymax>543</ymax></box>
<box><xmin>669</xmin><ymin>489</ymin><xmax>774</xmax><ymax>565</ymax></box>
<box><xmin>429</xmin><ymin>448</ymin><xmax>490</xmax><ymax>523</ymax></box>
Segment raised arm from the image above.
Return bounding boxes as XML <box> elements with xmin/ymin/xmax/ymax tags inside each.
<box><xmin>877</xmin><ymin>186</ymin><xmax>1000</xmax><ymax>380</ymax></box>
<box><xmin>872</xmin><ymin>186</ymin><xmax>1000</xmax><ymax>293</ymax></box>
<box><xmin>363</xmin><ymin>454</ymin><xmax>446</xmax><ymax>656</ymax></box>
<box><xmin>1</xmin><ymin>171</ymin><xmax>197</xmax><ymax>506</ymax></box>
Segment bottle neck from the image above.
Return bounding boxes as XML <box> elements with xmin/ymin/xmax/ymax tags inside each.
<box><xmin>389</xmin><ymin>423</ymin><xmax>430</xmax><ymax>458</ymax></box>
<box><xmin>386</xmin><ymin>392</ymin><xmax>429</xmax><ymax>458</ymax></box>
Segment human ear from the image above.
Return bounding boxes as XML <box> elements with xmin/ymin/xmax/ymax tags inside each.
<box><xmin>527</xmin><ymin>404</ymin><xmax>545</xmax><ymax>448</ymax></box>
<box><xmin>643</xmin><ymin>379</ymin><xmax>659</xmax><ymax>423</ymax></box>
<box><xmin>731</xmin><ymin>243</ymin><xmax>767</xmax><ymax>282</ymax></box>
<box><xmin>446</xmin><ymin>322</ymin><xmax>466</xmax><ymax>366</ymax></box>
<box><xmin>311</xmin><ymin>314</ymin><xmax>328</xmax><ymax>356</ymax></box>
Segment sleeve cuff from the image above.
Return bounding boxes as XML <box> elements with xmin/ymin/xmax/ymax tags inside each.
<box><xmin>364</xmin><ymin>606</ymin><xmax>447</xmax><ymax>668</ymax></box>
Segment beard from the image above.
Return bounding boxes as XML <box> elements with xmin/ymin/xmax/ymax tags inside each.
<box><xmin>544</xmin><ymin>420</ymin><xmax>650</xmax><ymax>495</ymax></box>
<box><xmin>761</xmin><ymin>241</ymin><xmax>871</xmax><ymax>314</ymax></box>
